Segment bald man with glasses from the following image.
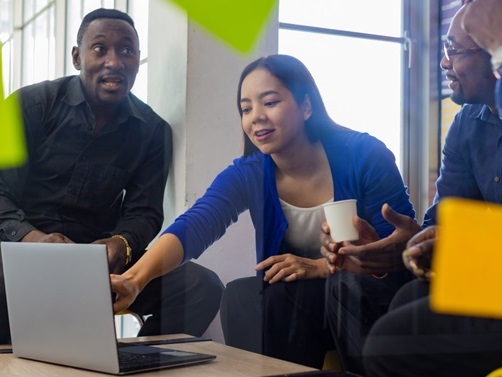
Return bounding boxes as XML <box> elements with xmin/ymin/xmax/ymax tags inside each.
<box><xmin>462</xmin><ymin>0</ymin><xmax>502</xmax><ymax>115</ymax></box>
<box><xmin>360</xmin><ymin>4</ymin><xmax>502</xmax><ymax>376</ymax></box>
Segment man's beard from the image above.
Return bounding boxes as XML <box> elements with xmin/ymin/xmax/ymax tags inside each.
<box><xmin>450</xmin><ymin>87</ymin><xmax>465</xmax><ymax>106</ymax></box>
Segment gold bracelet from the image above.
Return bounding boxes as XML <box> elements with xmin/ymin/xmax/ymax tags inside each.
<box><xmin>112</xmin><ymin>235</ymin><xmax>132</xmax><ymax>265</ymax></box>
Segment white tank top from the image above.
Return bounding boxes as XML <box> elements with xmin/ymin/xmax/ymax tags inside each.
<box><xmin>279</xmin><ymin>198</ymin><xmax>333</xmax><ymax>259</ymax></box>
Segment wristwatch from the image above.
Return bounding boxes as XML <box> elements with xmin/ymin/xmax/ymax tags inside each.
<box><xmin>491</xmin><ymin>45</ymin><xmax>502</xmax><ymax>80</ymax></box>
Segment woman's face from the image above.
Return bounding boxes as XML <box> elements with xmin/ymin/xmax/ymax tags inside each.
<box><xmin>239</xmin><ymin>68</ymin><xmax>311</xmax><ymax>155</ymax></box>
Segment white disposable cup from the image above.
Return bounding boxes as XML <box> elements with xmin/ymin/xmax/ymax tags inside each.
<box><xmin>322</xmin><ymin>199</ymin><xmax>359</xmax><ymax>243</ymax></box>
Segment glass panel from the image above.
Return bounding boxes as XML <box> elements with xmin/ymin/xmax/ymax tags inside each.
<box><xmin>47</xmin><ymin>3</ymin><xmax>55</xmax><ymax>80</ymax></box>
<box><xmin>440</xmin><ymin>0</ymin><xmax>463</xmax><ymax>151</ymax></box>
<box><xmin>0</xmin><ymin>0</ymin><xmax>12</xmax><ymax>95</ymax></box>
<box><xmin>22</xmin><ymin>21</ymin><xmax>35</xmax><ymax>85</ymax></box>
<box><xmin>35</xmin><ymin>0</ymin><xmax>50</xmax><ymax>14</ymax></box>
<box><xmin>22</xmin><ymin>5</ymin><xmax>56</xmax><ymax>86</ymax></box>
<box><xmin>23</xmin><ymin>0</ymin><xmax>54</xmax><ymax>21</ymax></box>
<box><xmin>65</xmin><ymin>1</ymin><xmax>79</xmax><ymax>35</ymax></box>
<box><xmin>280</xmin><ymin>29</ymin><xmax>403</xmax><ymax>168</ymax></box>
<box><xmin>82</xmin><ymin>0</ymin><xmax>115</xmax><ymax>15</ymax></box>
<box><xmin>131</xmin><ymin>62</ymin><xmax>147</xmax><ymax>102</ymax></box>
<box><xmin>0</xmin><ymin>0</ymin><xmax>13</xmax><ymax>41</ymax></box>
<box><xmin>102</xmin><ymin>0</ymin><xmax>115</xmax><ymax>8</ymax></box>
<box><xmin>82</xmin><ymin>0</ymin><xmax>101</xmax><ymax>16</ymax></box>
<box><xmin>1</xmin><ymin>40</ymin><xmax>12</xmax><ymax>96</ymax></box>
<box><xmin>129</xmin><ymin>0</ymin><xmax>149</xmax><ymax>58</ymax></box>
<box><xmin>23</xmin><ymin>0</ymin><xmax>35</xmax><ymax>22</ymax></box>
<box><xmin>279</xmin><ymin>0</ymin><xmax>402</xmax><ymax>38</ymax></box>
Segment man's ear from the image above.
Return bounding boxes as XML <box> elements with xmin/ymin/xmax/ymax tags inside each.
<box><xmin>72</xmin><ymin>46</ymin><xmax>81</xmax><ymax>70</ymax></box>
<box><xmin>302</xmin><ymin>94</ymin><xmax>312</xmax><ymax>121</ymax></box>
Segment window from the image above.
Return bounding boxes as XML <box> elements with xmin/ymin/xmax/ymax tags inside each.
<box><xmin>22</xmin><ymin>0</ymin><xmax>56</xmax><ymax>86</ymax></box>
<box><xmin>0</xmin><ymin>0</ymin><xmax>13</xmax><ymax>95</ymax></box>
<box><xmin>128</xmin><ymin>0</ymin><xmax>149</xmax><ymax>102</ymax></box>
<box><xmin>1</xmin><ymin>0</ymin><xmax>58</xmax><ymax>94</ymax></box>
<box><xmin>440</xmin><ymin>0</ymin><xmax>462</xmax><ymax>148</ymax></box>
<box><xmin>278</xmin><ymin>0</ymin><xmax>438</xmax><ymax>219</ymax></box>
<box><xmin>279</xmin><ymin>0</ymin><xmax>405</xmax><ymax>169</ymax></box>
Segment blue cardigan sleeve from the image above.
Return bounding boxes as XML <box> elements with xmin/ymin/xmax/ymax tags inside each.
<box><xmin>163</xmin><ymin>157</ymin><xmax>257</xmax><ymax>262</ymax></box>
<box><xmin>333</xmin><ymin>132</ymin><xmax>415</xmax><ymax>238</ymax></box>
<box><xmin>364</xmin><ymin>137</ymin><xmax>415</xmax><ymax>237</ymax></box>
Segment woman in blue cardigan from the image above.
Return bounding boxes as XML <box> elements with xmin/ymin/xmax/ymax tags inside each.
<box><xmin>111</xmin><ymin>54</ymin><xmax>415</xmax><ymax>368</ymax></box>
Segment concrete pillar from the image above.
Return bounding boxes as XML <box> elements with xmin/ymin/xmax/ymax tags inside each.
<box><xmin>147</xmin><ymin>0</ymin><xmax>278</xmax><ymax>342</ymax></box>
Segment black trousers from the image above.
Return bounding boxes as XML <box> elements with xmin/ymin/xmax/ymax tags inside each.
<box><xmin>0</xmin><ymin>253</ymin><xmax>224</xmax><ymax>343</ymax></box>
<box><xmin>129</xmin><ymin>261</ymin><xmax>224</xmax><ymax>337</ymax></box>
<box><xmin>220</xmin><ymin>276</ymin><xmax>333</xmax><ymax>369</ymax></box>
<box><xmin>325</xmin><ymin>269</ymin><xmax>413</xmax><ymax>375</ymax></box>
<box><xmin>363</xmin><ymin>279</ymin><xmax>502</xmax><ymax>377</ymax></box>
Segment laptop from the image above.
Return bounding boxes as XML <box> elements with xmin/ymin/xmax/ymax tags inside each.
<box><xmin>1</xmin><ymin>242</ymin><xmax>216</xmax><ymax>375</ymax></box>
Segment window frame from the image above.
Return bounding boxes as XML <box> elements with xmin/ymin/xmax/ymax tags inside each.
<box><xmin>278</xmin><ymin>0</ymin><xmax>440</xmax><ymax>222</ymax></box>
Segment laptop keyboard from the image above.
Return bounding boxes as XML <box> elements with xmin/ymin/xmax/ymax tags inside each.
<box><xmin>117</xmin><ymin>346</ymin><xmax>215</xmax><ymax>373</ymax></box>
<box><xmin>119</xmin><ymin>351</ymin><xmax>164</xmax><ymax>372</ymax></box>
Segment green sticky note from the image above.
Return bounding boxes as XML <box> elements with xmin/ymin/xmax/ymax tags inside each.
<box><xmin>168</xmin><ymin>0</ymin><xmax>277</xmax><ymax>53</ymax></box>
<box><xmin>0</xmin><ymin>48</ymin><xmax>26</xmax><ymax>168</ymax></box>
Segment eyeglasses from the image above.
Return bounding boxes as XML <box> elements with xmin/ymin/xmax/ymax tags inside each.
<box><xmin>443</xmin><ymin>42</ymin><xmax>483</xmax><ymax>61</ymax></box>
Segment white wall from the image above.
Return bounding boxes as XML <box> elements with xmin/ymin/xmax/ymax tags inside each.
<box><xmin>147</xmin><ymin>0</ymin><xmax>278</xmax><ymax>342</ymax></box>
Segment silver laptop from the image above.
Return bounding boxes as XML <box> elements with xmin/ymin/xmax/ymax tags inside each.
<box><xmin>1</xmin><ymin>242</ymin><xmax>215</xmax><ymax>375</ymax></box>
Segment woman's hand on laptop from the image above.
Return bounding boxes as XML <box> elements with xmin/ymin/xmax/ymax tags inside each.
<box><xmin>110</xmin><ymin>233</ymin><xmax>186</xmax><ymax>313</ymax></box>
<box><xmin>110</xmin><ymin>273</ymin><xmax>141</xmax><ymax>313</ymax></box>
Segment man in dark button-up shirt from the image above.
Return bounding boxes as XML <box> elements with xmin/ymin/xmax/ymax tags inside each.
<box><xmin>362</xmin><ymin>4</ymin><xmax>502</xmax><ymax>376</ymax></box>
<box><xmin>1</xmin><ymin>75</ymin><xmax>168</xmax><ymax>260</ymax></box>
<box><xmin>0</xmin><ymin>8</ymin><xmax>223</xmax><ymax>344</ymax></box>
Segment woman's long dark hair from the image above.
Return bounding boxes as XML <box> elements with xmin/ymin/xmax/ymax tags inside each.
<box><xmin>237</xmin><ymin>54</ymin><xmax>339</xmax><ymax>157</ymax></box>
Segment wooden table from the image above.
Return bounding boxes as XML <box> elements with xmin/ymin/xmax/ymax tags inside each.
<box><xmin>0</xmin><ymin>335</ymin><xmax>317</xmax><ymax>376</ymax></box>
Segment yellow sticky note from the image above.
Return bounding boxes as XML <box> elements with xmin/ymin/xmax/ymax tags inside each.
<box><xmin>167</xmin><ymin>0</ymin><xmax>277</xmax><ymax>53</ymax></box>
<box><xmin>486</xmin><ymin>368</ymin><xmax>502</xmax><ymax>377</ymax></box>
<box><xmin>0</xmin><ymin>47</ymin><xmax>26</xmax><ymax>168</ymax></box>
<box><xmin>431</xmin><ymin>198</ymin><xmax>502</xmax><ymax>318</ymax></box>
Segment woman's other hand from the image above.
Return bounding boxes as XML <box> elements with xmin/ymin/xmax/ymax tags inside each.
<box><xmin>255</xmin><ymin>254</ymin><xmax>329</xmax><ymax>283</ymax></box>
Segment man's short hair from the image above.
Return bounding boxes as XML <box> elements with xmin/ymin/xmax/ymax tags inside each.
<box><xmin>76</xmin><ymin>8</ymin><xmax>138</xmax><ymax>46</ymax></box>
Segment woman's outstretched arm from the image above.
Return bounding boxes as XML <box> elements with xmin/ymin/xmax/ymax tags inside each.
<box><xmin>110</xmin><ymin>233</ymin><xmax>184</xmax><ymax>313</ymax></box>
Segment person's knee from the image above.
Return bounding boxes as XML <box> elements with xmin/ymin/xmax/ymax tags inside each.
<box><xmin>388</xmin><ymin>279</ymin><xmax>429</xmax><ymax>311</ymax></box>
<box><xmin>223</xmin><ymin>276</ymin><xmax>256</xmax><ymax>298</ymax></box>
<box><xmin>220</xmin><ymin>277</ymin><xmax>263</xmax><ymax>352</ymax></box>
<box><xmin>221</xmin><ymin>277</ymin><xmax>260</xmax><ymax>313</ymax></box>
<box><xmin>185</xmin><ymin>262</ymin><xmax>224</xmax><ymax>303</ymax></box>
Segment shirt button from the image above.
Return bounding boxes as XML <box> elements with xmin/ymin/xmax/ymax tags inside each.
<box><xmin>10</xmin><ymin>231</ymin><xmax>16</xmax><ymax>236</ymax></box>
<box><xmin>495</xmin><ymin>176</ymin><xmax>501</xmax><ymax>183</ymax></box>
